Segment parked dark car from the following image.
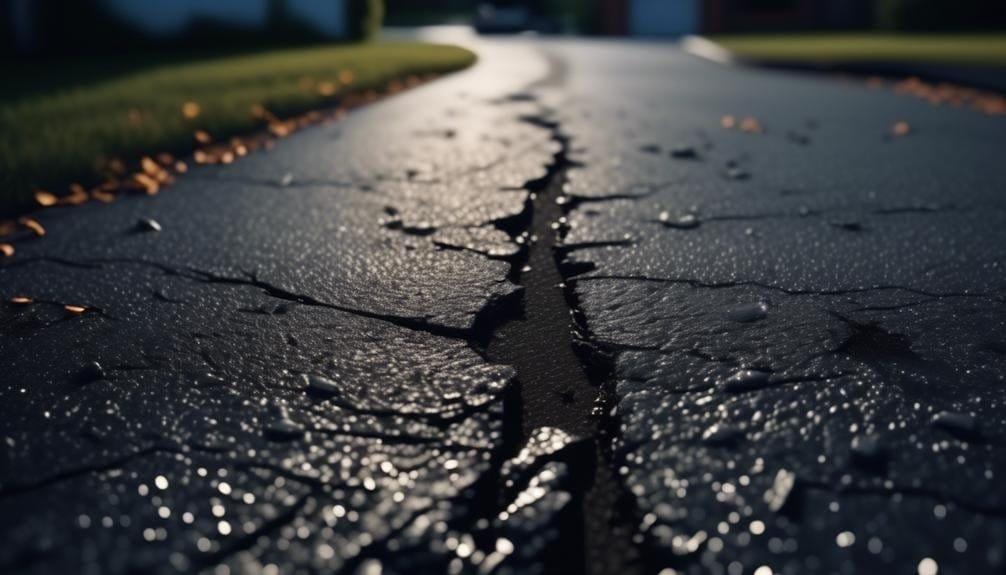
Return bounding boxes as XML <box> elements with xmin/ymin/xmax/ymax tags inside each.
<box><xmin>473</xmin><ymin>1</ymin><xmax>558</xmax><ymax>34</ymax></box>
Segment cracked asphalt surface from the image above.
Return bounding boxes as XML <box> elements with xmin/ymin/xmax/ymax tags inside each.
<box><xmin>2</xmin><ymin>36</ymin><xmax>1005</xmax><ymax>575</ymax></box>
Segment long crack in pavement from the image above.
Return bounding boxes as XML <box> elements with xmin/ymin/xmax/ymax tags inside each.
<box><xmin>2</xmin><ymin>37</ymin><xmax>1006</xmax><ymax>575</ymax></box>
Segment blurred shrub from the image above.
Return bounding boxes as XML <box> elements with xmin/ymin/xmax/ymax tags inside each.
<box><xmin>876</xmin><ymin>0</ymin><xmax>1006</xmax><ymax>31</ymax></box>
<box><xmin>545</xmin><ymin>0</ymin><xmax>600</xmax><ymax>34</ymax></box>
<box><xmin>6</xmin><ymin>0</ymin><xmax>384</xmax><ymax>57</ymax></box>
<box><xmin>346</xmin><ymin>0</ymin><xmax>385</xmax><ymax>41</ymax></box>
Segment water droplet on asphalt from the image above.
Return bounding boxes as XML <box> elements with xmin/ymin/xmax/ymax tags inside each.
<box><xmin>659</xmin><ymin>212</ymin><xmax>700</xmax><ymax>230</ymax></box>
<box><xmin>193</xmin><ymin>372</ymin><xmax>225</xmax><ymax>387</ymax></box>
<box><xmin>135</xmin><ymin>218</ymin><xmax>161</xmax><ymax>232</ymax></box>
<box><xmin>723</xmin><ymin>369</ymin><xmax>772</xmax><ymax>393</ymax></box>
<box><xmin>932</xmin><ymin>411</ymin><xmax>978</xmax><ymax>438</ymax></box>
<box><xmin>78</xmin><ymin>361</ymin><xmax>105</xmax><ymax>383</ymax></box>
<box><xmin>764</xmin><ymin>469</ymin><xmax>796</xmax><ymax>512</ymax></box>
<box><xmin>702</xmin><ymin>423</ymin><xmax>744</xmax><ymax>445</ymax></box>
<box><xmin>725</xmin><ymin>301</ymin><xmax>769</xmax><ymax>323</ymax></box>
<box><xmin>725</xmin><ymin>167</ymin><xmax>750</xmax><ymax>181</ymax></box>
<box><xmin>265</xmin><ymin>409</ymin><xmax>305</xmax><ymax>441</ymax></box>
<box><xmin>850</xmin><ymin>434</ymin><xmax>885</xmax><ymax>465</ymax></box>
<box><xmin>301</xmin><ymin>373</ymin><xmax>340</xmax><ymax>397</ymax></box>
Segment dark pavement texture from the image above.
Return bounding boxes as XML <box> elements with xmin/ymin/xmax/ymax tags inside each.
<box><xmin>2</xmin><ymin>36</ymin><xmax>1005</xmax><ymax>575</ymax></box>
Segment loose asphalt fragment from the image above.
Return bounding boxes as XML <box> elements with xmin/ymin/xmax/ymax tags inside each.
<box><xmin>76</xmin><ymin>361</ymin><xmax>105</xmax><ymax>383</ymax></box>
<box><xmin>134</xmin><ymin>218</ymin><xmax>162</xmax><ymax>233</ymax></box>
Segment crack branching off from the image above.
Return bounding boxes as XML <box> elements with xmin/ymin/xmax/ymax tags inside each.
<box><xmin>482</xmin><ymin>99</ymin><xmax>644</xmax><ymax>574</ymax></box>
<box><xmin>573</xmin><ymin>274</ymin><xmax>1006</xmax><ymax>303</ymax></box>
<box><xmin>2</xmin><ymin>255</ymin><xmax>521</xmax><ymax>341</ymax></box>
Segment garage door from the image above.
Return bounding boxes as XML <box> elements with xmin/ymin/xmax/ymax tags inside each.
<box><xmin>629</xmin><ymin>0</ymin><xmax>700</xmax><ymax>36</ymax></box>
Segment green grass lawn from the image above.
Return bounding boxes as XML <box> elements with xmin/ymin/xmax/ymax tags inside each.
<box><xmin>0</xmin><ymin>42</ymin><xmax>475</xmax><ymax>210</ymax></box>
<box><xmin>709</xmin><ymin>33</ymin><xmax>1006</xmax><ymax>66</ymax></box>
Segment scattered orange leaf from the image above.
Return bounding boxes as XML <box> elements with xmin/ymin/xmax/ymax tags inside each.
<box><xmin>10</xmin><ymin>296</ymin><xmax>32</xmax><ymax>305</ymax></box>
<box><xmin>0</xmin><ymin>243</ymin><xmax>13</xmax><ymax>257</ymax></box>
<box><xmin>141</xmin><ymin>156</ymin><xmax>161</xmax><ymax>176</ymax></box>
<box><xmin>194</xmin><ymin>130</ymin><xmax>212</xmax><ymax>144</ymax></box>
<box><xmin>739</xmin><ymin>117</ymin><xmax>764</xmax><ymax>134</ymax></box>
<box><xmin>91</xmin><ymin>189</ymin><xmax>116</xmax><ymax>203</ymax></box>
<box><xmin>133</xmin><ymin>173</ymin><xmax>160</xmax><ymax>195</ymax></box>
<box><xmin>339</xmin><ymin>70</ymin><xmax>355</xmax><ymax>85</ymax></box>
<box><xmin>182</xmin><ymin>101</ymin><xmax>201</xmax><ymax>119</ymax></box>
<box><xmin>318</xmin><ymin>81</ymin><xmax>337</xmax><ymax>96</ymax></box>
<box><xmin>268</xmin><ymin>123</ymin><xmax>292</xmax><ymax>137</ymax></box>
<box><xmin>65</xmin><ymin>183</ymin><xmax>89</xmax><ymax>205</ymax></box>
<box><xmin>250</xmin><ymin>104</ymin><xmax>280</xmax><ymax>123</ymax></box>
<box><xmin>18</xmin><ymin>217</ymin><xmax>45</xmax><ymax>237</ymax></box>
<box><xmin>64</xmin><ymin>304</ymin><xmax>87</xmax><ymax>315</ymax></box>
<box><xmin>34</xmin><ymin>190</ymin><xmax>57</xmax><ymax>207</ymax></box>
<box><xmin>101</xmin><ymin>157</ymin><xmax>127</xmax><ymax>176</ymax></box>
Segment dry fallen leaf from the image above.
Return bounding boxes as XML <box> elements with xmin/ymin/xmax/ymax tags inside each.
<box><xmin>194</xmin><ymin>130</ymin><xmax>212</xmax><ymax>144</ymax></box>
<box><xmin>892</xmin><ymin>121</ymin><xmax>911</xmax><ymax>137</ymax></box>
<box><xmin>318</xmin><ymin>81</ymin><xmax>337</xmax><ymax>97</ymax></box>
<box><xmin>0</xmin><ymin>243</ymin><xmax>14</xmax><ymax>257</ymax></box>
<box><xmin>133</xmin><ymin>173</ymin><xmax>160</xmax><ymax>195</ymax></box>
<box><xmin>250</xmin><ymin>104</ymin><xmax>280</xmax><ymax>123</ymax></box>
<box><xmin>34</xmin><ymin>190</ymin><xmax>57</xmax><ymax>207</ymax></box>
<box><xmin>141</xmin><ymin>156</ymin><xmax>161</xmax><ymax>176</ymax></box>
<box><xmin>740</xmin><ymin>117</ymin><xmax>764</xmax><ymax>134</ymax></box>
<box><xmin>91</xmin><ymin>189</ymin><xmax>116</xmax><ymax>203</ymax></box>
<box><xmin>64</xmin><ymin>184</ymin><xmax>89</xmax><ymax>205</ymax></box>
<box><xmin>10</xmin><ymin>296</ymin><xmax>32</xmax><ymax>305</ymax></box>
<box><xmin>268</xmin><ymin>122</ymin><xmax>292</xmax><ymax>137</ymax></box>
<box><xmin>18</xmin><ymin>217</ymin><xmax>46</xmax><ymax>237</ymax></box>
<box><xmin>339</xmin><ymin>70</ymin><xmax>355</xmax><ymax>85</ymax></box>
<box><xmin>182</xmin><ymin>101</ymin><xmax>201</xmax><ymax>119</ymax></box>
<box><xmin>64</xmin><ymin>304</ymin><xmax>87</xmax><ymax>315</ymax></box>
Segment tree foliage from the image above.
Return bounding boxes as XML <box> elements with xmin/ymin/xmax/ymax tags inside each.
<box><xmin>346</xmin><ymin>0</ymin><xmax>385</xmax><ymax>41</ymax></box>
<box><xmin>876</xmin><ymin>0</ymin><xmax>1006</xmax><ymax>31</ymax></box>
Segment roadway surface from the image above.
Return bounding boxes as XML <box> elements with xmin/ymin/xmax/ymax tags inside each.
<box><xmin>2</xmin><ymin>33</ymin><xmax>1005</xmax><ymax>575</ymax></box>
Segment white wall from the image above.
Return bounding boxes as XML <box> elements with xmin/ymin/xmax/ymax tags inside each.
<box><xmin>99</xmin><ymin>0</ymin><xmax>346</xmax><ymax>38</ymax></box>
<box><xmin>629</xmin><ymin>0</ymin><xmax>700</xmax><ymax>37</ymax></box>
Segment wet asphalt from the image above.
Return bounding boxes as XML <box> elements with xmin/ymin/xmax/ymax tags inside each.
<box><xmin>1</xmin><ymin>36</ymin><xmax>1005</xmax><ymax>575</ymax></box>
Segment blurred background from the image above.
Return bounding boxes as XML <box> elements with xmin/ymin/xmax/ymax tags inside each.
<box><xmin>5</xmin><ymin>0</ymin><xmax>1006</xmax><ymax>55</ymax></box>
<box><xmin>1</xmin><ymin>0</ymin><xmax>1004</xmax><ymax>212</ymax></box>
